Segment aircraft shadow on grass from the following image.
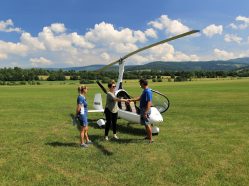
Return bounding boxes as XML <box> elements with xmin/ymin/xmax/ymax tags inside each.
<box><xmin>58</xmin><ymin>113</ymin><xmax>147</xmax><ymax>156</ymax></box>
<box><xmin>45</xmin><ymin>137</ymin><xmax>113</xmax><ymax>156</ymax></box>
<box><xmin>69</xmin><ymin>113</ymin><xmax>146</xmax><ymax>137</ymax></box>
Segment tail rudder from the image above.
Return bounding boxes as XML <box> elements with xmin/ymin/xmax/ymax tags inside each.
<box><xmin>93</xmin><ymin>93</ymin><xmax>103</xmax><ymax>110</ymax></box>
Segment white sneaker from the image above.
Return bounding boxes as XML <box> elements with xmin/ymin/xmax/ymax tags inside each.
<box><xmin>105</xmin><ymin>136</ymin><xmax>109</xmax><ymax>141</ymax></box>
<box><xmin>113</xmin><ymin>134</ymin><xmax>119</xmax><ymax>139</ymax></box>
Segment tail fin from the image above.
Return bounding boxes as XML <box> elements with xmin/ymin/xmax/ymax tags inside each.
<box><xmin>93</xmin><ymin>93</ymin><xmax>103</xmax><ymax>110</ymax></box>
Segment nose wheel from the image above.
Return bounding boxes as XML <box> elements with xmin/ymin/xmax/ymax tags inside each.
<box><xmin>152</xmin><ymin>126</ymin><xmax>160</xmax><ymax>135</ymax></box>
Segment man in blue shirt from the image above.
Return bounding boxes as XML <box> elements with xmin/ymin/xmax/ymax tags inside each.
<box><xmin>129</xmin><ymin>79</ymin><xmax>153</xmax><ymax>143</ymax></box>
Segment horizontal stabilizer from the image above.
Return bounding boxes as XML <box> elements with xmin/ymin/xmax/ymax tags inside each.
<box><xmin>88</xmin><ymin>109</ymin><xmax>104</xmax><ymax>113</ymax></box>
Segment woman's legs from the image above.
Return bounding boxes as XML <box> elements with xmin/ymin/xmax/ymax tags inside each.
<box><xmin>112</xmin><ymin>112</ymin><xmax>118</xmax><ymax>135</ymax></box>
<box><xmin>105</xmin><ymin>109</ymin><xmax>112</xmax><ymax>136</ymax></box>
<box><xmin>84</xmin><ymin>126</ymin><xmax>89</xmax><ymax>142</ymax></box>
<box><xmin>80</xmin><ymin>126</ymin><xmax>86</xmax><ymax>144</ymax></box>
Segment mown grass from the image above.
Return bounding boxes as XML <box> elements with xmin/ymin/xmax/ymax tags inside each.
<box><xmin>0</xmin><ymin>79</ymin><xmax>249</xmax><ymax>186</ymax></box>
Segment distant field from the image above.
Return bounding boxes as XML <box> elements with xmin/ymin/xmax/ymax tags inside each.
<box><xmin>0</xmin><ymin>79</ymin><xmax>249</xmax><ymax>185</ymax></box>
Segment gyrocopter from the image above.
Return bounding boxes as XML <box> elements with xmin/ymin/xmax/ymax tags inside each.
<box><xmin>85</xmin><ymin>30</ymin><xmax>199</xmax><ymax>134</ymax></box>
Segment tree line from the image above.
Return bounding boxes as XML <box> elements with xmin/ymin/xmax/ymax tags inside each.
<box><xmin>0</xmin><ymin>67</ymin><xmax>249</xmax><ymax>84</ymax></box>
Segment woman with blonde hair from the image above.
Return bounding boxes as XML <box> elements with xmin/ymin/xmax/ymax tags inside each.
<box><xmin>76</xmin><ymin>85</ymin><xmax>92</xmax><ymax>148</ymax></box>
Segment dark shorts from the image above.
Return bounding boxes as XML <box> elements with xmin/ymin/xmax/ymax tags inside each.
<box><xmin>78</xmin><ymin>114</ymin><xmax>88</xmax><ymax>127</ymax></box>
<box><xmin>140</xmin><ymin>108</ymin><xmax>151</xmax><ymax>126</ymax></box>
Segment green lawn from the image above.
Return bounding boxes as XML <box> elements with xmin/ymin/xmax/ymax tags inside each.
<box><xmin>0</xmin><ymin>79</ymin><xmax>248</xmax><ymax>185</ymax></box>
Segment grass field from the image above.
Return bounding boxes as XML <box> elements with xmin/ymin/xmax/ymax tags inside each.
<box><xmin>0</xmin><ymin>79</ymin><xmax>249</xmax><ymax>185</ymax></box>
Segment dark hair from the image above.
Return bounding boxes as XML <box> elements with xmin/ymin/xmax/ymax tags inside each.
<box><xmin>108</xmin><ymin>80</ymin><xmax>116</xmax><ymax>88</ymax></box>
<box><xmin>139</xmin><ymin>79</ymin><xmax>148</xmax><ymax>86</ymax></box>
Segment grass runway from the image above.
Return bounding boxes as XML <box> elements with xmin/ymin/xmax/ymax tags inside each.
<box><xmin>0</xmin><ymin>79</ymin><xmax>249</xmax><ymax>185</ymax></box>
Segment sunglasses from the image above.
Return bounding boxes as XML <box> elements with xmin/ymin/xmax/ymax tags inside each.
<box><xmin>112</xmin><ymin>85</ymin><xmax>116</xmax><ymax>88</ymax></box>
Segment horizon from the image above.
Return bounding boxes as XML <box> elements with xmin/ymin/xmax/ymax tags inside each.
<box><xmin>0</xmin><ymin>0</ymin><xmax>249</xmax><ymax>68</ymax></box>
<box><xmin>1</xmin><ymin>56</ymin><xmax>247</xmax><ymax>70</ymax></box>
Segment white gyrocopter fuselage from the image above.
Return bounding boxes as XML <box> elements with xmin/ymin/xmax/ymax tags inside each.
<box><xmin>87</xmin><ymin>30</ymin><xmax>199</xmax><ymax>128</ymax></box>
<box><xmin>88</xmin><ymin>90</ymin><xmax>164</xmax><ymax>125</ymax></box>
<box><xmin>88</xmin><ymin>60</ymin><xmax>168</xmax><ymax>126</ymax></box>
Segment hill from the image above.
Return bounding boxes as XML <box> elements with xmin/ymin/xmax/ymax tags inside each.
<box><xmin>47</xmin><ymin>57</ymin><xmax>249</xmax><ymax>72</ymax></box>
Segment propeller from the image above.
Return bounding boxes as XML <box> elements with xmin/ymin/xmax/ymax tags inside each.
<box><xmin>98</xmin><ymin>30</ymin><xmax>199</xmax><ymax>72</ymax></box>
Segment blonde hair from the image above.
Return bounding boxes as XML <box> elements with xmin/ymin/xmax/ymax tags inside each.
<box><xmin>78</xmin><ymin>85</ymin><xmax>87</xmax><ymax>94</ymax></box>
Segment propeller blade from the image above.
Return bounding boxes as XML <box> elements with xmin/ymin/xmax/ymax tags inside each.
<box><xmin>96</xmin><ymin>80</ymin><xmax>108</xmax><ymax>94</ymax></box>
<box><xmin>98</xmin><ymin>30</ymin><xmax>199</xmax><ymax>71</ymax></box>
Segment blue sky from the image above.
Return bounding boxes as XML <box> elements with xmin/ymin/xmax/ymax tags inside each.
<box><xmin>0</xmin><ymin>0</ymin><xmax>249</xmax><ymax>67</ymax></box>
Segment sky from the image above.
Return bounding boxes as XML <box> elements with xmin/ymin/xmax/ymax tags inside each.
<box><xmin>0</xmin><ymin>0</ymin><xmax>249</xmax><ymax>68</ymax></box>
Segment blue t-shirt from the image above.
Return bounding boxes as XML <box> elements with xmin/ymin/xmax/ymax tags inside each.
<box><xmin>139</xmin><ymin>88</ymin><xmax>152</xmax><ymax>109</ymax></box>
<box><xmin>77</xmin><ymin>95</ymin><xmax>88</xmax><ymax>115</ymax></box>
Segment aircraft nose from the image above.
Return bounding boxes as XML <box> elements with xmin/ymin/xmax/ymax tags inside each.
<box><xmin>151</xmin><ymin>113</ymin><xmax>163</xmax><ymax>123</ymax></box>
<box><xmin>149</xmin><ymin>107</ymin><xmax>164</xmax><ymax>124</ymax></box>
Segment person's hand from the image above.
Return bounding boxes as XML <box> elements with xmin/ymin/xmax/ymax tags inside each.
<box><xmin>143</xmin><ymin>112</ymin><xmax>148</xmax><ymax>119</ymax></box>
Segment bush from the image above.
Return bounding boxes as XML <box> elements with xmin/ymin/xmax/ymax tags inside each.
<box><xmin>19</xmin><ymin>81</ymin><xmax>26</xmax><ymax>85</ymax></box>
<box><xmin>101</xmin><ymin>77</ymin><xmax>111</xmax><ymax>84</ymax></box>
<box><xmin>79</xmin><ymin>79</ymin><xmax>94</xmax><ymax>84</ymax></box>
<box><xmin>0</xmin><ymin>81</ymin><xmax>6</xmax><ymax>85</ymax></box>
<box><xmin>47</xmin><ymin>73</ymin><xmax>65</xmax><ymax>81</ymax></box>
<box><xmin>174</xmin><ymin>76</ymin><xmax>188</xmax><ymax>82</ymax></box>
<box><xmin>7</xmin><ymin>82</ymin><xmax>16</xmax><ymax>86</ymax></box>
<box><xmin>152</xmin><ymin>78</ymin><xmax>156</xmax><ymax>82</ymax></box>
<box><xmin>70</xmin><ymin>75</ymin><xmax>79</xmax><ymax>80</ymax></box>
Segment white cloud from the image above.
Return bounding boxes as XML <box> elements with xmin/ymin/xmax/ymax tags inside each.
<box><xmin>0</xmin><ymin>16</ymin><xmax>202</xmax><ymax>67</ymax></box>
<box><xmin>229</xmin><ymin>16</ymin><xmax>249</xmax><ymax>30</ymax></box>
<box><xmin>174</xmin><ymin>52</ymin><xmax>199</xmax><ymax>61</ymax></box>
<box><xmin>20</xmin><ymin>32</ymin><xmax>46</xmax><ymax>50</ymax></box>
<box><xmin>110</xmin><ymin>42</ymin><xmax>138</xmax><ymax>54</ymax></box>
<box><xmin>70</xmin><ymin>32</ymin><xmax>94</xmax><ymax>48</ymax></box>
<box><xmin>236</xmin><ymin>16</ymin><xmax>249</xmax><ymax>24</ymax></box>
<box><xmin>202</xmin><ymin>24</ymin><xmax>223</xmax><ymax>37</ymax></box>
<box><xmin>30</xmin><ymin>57</ymin><xmax>53</xmax><ymax>67</ymax></box>
<box><xmin>38</xmin><ymin>26</ymin><xmax>72</xmax><ymax>51</ymax></box>
<box><xmin>145</xmin><ymin>28</ymin><xmax>157</xmax><ymax>38</ymax></box>
<box><xmin>224</xmin><ymin>34</ymin><xmax>242</xmax><ymax>44</ymax></box>
<box><xmin>0</xmin><ymin>19</ymin><xmax>22</xmax><ymax>33</ymax></box>
<box><xmin>134</xmin><ymin>30</ymin><xmax>147</xmax><ymax>43</ymax></box>
<box><xmin>84</xmin><ymin>22</ymin><xmax>151</xmax><ymax>55</ymax></box>
<box><xmin>148</xmin><ymin>15</ymin><xmax>190</xmax><ymax>35</ymax></box>
<box><xmin>213</xmin><ymin>48</ymin><xmax>235</xmax><ymax>60</ymax></box>
<box><xmin>100</xmin><ymin>52</ymin><xmax>110</xmax><ymax>61</ymax></box>
<box><xmin>0</xmin><ymin>52</ymin><xmax>8</xmax><ymax>60</ymax></box>
<box><xmin>229</xmin><ymin>23</ymin><xmax>238</xmax><ymax>29</ymax></box>
<box><xmin>0</xmin><ymin>41</ymin><xmax>28</xmax><ymax>58</ymax></box>
<box><xmin>50</xmin><ymin>23</ymin><xmax>66</xmax><ymax>33</ymax></box>
<box><xmin>236</xmin><ymin>16</ymin><xmax>249</xmax><ymax>29</ymax></box>
<box><xmin>128</xmin><ymin>43</ymin><xmax>199</xmax><ymax>63</ymax></box>
<box><xmin>85</xmin><ymin>22</ymin><xmax>136</xmax><ymax>44</ymax></box>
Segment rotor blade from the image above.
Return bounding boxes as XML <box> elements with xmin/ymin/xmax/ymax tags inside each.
<box><xmin>123</xmin><ymin>30</ymin><xmax>199</xmax><ymax>60</ymax></box>
<box><xmin>98</xmin><ymin>30</ymin><xmax>199</xmax><ymax>72</ymax></box>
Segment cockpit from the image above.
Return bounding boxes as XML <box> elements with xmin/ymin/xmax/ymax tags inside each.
<box><xmin>116</xmin><ymin>90</ymin><xmax>140</xmax><ymax>114</ymax></box>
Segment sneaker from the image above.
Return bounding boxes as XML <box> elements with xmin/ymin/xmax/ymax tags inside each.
<box><xmin>113</xmin><ymin>134</ymin><xmax>119</xmax><ymax>140</ymax></box>
<box><xmin>105</xmin><ymin>136</ymin><xmax>109</xmax><ymax>141</ymax></box>
<box><xmin>80</xmin><ymin>143</ymin><xmax>88</xmax><ymax>148</ymax></box>
<box><xmin>86</xmin><ymin>140</ymin><xmax>93</xmax><ymax>145</ymax></box>
<box><xmin>148</xmin><ymin>140</ymin><xmax>154</xmax><ymax>144</ymax></box>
